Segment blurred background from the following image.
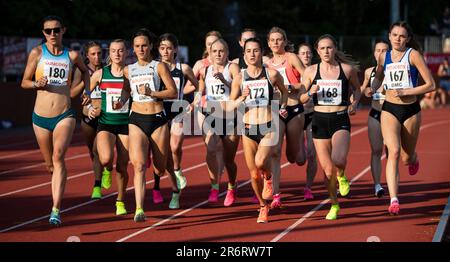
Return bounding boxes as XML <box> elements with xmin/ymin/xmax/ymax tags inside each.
<box><xmin>0</xmin><ymin>0</ymin><xmax>449</xmax><ymax>127</ymax></box>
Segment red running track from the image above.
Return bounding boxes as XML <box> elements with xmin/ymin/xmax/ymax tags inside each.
<box><xmin>0</xmin><ymin>108</ymin><xmax>449</xmax><ymax>242</ymax></box>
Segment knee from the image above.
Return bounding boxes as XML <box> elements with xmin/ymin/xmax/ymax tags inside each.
<box><xmin>332</xmin><ymin>157</ymin><xmax>346</xmax><ymax>170</ymax></box>
<box><xmin>52</xmin><ymin>149</ymin><xmax>65</xmax><ymax>164</ymax></box>
<box><xmin>131</xmin><ymin>160</ymin><xmax>146</xmax><ymax>174</ymax></box>
<box><xmin>371</xmin><ymin>146</ymin><xmax>383</xmax><ymax>158</ymax></box>
<box><xmin>255</xmin><ymin>157</ymin><xmax>267</xmax><ymax>170</ymax></box>
<box><xmin>387</xmin><ymin>147</ymin><xmax>400</xmax><ymax>160</ymax></box>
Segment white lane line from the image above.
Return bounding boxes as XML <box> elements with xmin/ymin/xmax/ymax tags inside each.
<box><xmin>0</xmin><ymin>153</ymin><xmax>90</xmax><ymax>176</ymax></box>
<box><xmin>115</xmin><ymin>127</ymin><xmax>369</xmax><ymax>242</ymax></box>
<box><xmin>432</xmin><ymin>196</ymin><xmax>450</xmax><ymax>242</ymax></box>
<box><xmin>0</xmin><ymin>148</ymin><xmax>238</xmax><ymax>233</ymax></box>
<box><xmin>271</xmin><ymin>120</ymin><xmax>450</xmax><ymax>242</ymax></box>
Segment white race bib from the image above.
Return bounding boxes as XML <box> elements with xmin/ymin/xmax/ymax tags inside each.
<box><xmin>243</xmin><ymin>79</ymin><xmax>269</xmax><ymax>107</ymax></box>
<box><xmin>206</xmin><ymin>79</ymin><xmax>230</xmax><ymax>101</ymax></box>
<box><xmin>131</xmin><ymin>75</ymin><xmax>155</xmax><ymax>102</ymax></box>
<box><xmin>44</xmin><ymin>61</ymin><xmax>69</xmax><ymax>87</ymax></box>
<box><xmin>106</xmin><ymin>88</ymin><xmax>129</xmax><ymax>113</ymax></box>
<box><xmin>276</xmin><ymin>67</ymin><xmax>290</xmax><ymax>85</ymax></box>
<box><xmin>316</xmin><ymin>80</ymin><xmax>342</xmax><ymax>105</ymax></box>
<box><xmin>90</xmin><ymin>86</ymin><xmax>101</xmax><ymax>99</ymax></box>
<box><xmin>385</xmin><ymin>62</ymin><xmax>411</xmax><ymax>90</ymax></box>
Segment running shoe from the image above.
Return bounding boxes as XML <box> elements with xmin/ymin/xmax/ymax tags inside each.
<box><xmin>257</xmin><ymin>205</ymin><xmax>269</xmax><ymax>223</ymax></box>
<box><xmin>303</xmin><ymin>187</ymin><xmax>314</xmax><ymax>200</ymax></box>
<box><xmin>134</xmin><ymin>208</ymin><xmax>146</xmax><ymax>222</ymax></box>
<box><xmin>115</xmin><ymin>201</ymin><xmax>127</xmax><ymax>216</ymax></box>
<box><xmin>91</xmin><ymin>186</ymin><xmax>102</xmax><ymax>199</ymax></box>
<box><xmin>49</xmin><ymin>208</ymin><xmax>61</xmax><ymax>226</ymax></box>
<box><xmin>337</xmin><ymin>172</ymin><xmax>350</xmax><ymax>197</ymax></box>
<box><xmin>375</xmin><ymin>184</ymin><xmax>385</xmax><ymax>198</ymax></box>
<box><xmin>224</xmin><ymin>188</ymin><xmax>236</xmax><ymax>207</ymax></box>
<box><xmin>174</xmin><ymin>169</ymin><xmax>187</xmax><ymax>190</ymax></box>
<box><xmin>408</xmin><ymin>159</ymin><xmax>419</xmax><ymax>176</ymax></box>
<box><xmin>101</xmin><ymin>168</ymin><xmax>112</xmax><ymax>189</ymax></box>
<box><xmin>270</xmin><ymin>193</ymin><xmax>282</xmax><ymax>209</ymax></box>
<box><xmin>388</xmin><ymin>200</ymin><xmax>400</xmax><ymax>215</ymax></box>
<box><xmin>208</xmin><ymin>188</ymin><xmax>219</xmax><ymax>203</ymax></box>
<box><xmin>325</xmin><ymin>204</ymin><xmax>340</xmax><ymax>220</ymax></box>
<box><xmin>152</xmin><ymin>189</ymin><xmax>164</xmax><ymax>204</ymax></box>
<box><xmin>262</xmin><ymin>176</ymin><xmax>273</xmax><ymax>200</ymax></box>
<box><xmin>169</xmin><ymin>192</ymin><xmax>180</xmax><ymax>209</ymax></box>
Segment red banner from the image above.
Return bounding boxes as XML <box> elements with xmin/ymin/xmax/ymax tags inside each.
<box><xmin>424</xmin><ymin>53</ymin><xmax>450</xmax><ymax>74</ymax></box>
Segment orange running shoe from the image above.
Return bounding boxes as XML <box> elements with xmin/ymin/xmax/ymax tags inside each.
<box><xmin>257</xmin><ymin>205</ymin><xmax>269</xmax><ymax>223</ymax></box>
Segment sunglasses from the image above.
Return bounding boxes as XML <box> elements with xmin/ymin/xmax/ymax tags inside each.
<box><xmin>43</xmin><ymin>27</ymin><xmax>61</xmax><ymax>35</ymax></box>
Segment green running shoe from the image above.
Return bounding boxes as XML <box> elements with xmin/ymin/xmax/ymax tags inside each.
<box><xmin>101</xmin><ymin>168</ymin><xmax>112</xmax><ymax>189</ymax></box>
<box><xmin>91</xmin><ymin>186</ymin><xmax>102</xmax><ymax>199</ymax></box>
<box><xmin>169</xmin><ymin>192</ymin><xmax>180</xmax><ymax>209</ymax></box>
<box><xmin>174</xmin><ymin>170</ymin><xmax>187</xmax><ymax>190</ymax></box>
<box><xmin>134</xmin><ymin>208</ymin><xmax>146</xmax><ymax>222</ymax></box>
<box><xmin>326</xmin><ymin>204</ymin><xmax>340</xmax><ymax>220</ymax></box>
<box><xmin>116</xmin><ymin>201</ymin><xmax>127</xmax><ymax>216</ymax></box>
<box><xmin>337</xmin><ymin>172</ymin><xmax>350</xmax><ymax>197</ymax></box>
<box><xmin>49</xmin><ymin>208</ymin><xmax>61</xmax><ymax>226</ymax></box>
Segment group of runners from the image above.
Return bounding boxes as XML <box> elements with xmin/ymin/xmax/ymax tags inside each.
<box><xmin>20</xmin><ymin>15</ymin><xmax>435</xmax><ymax>225</ymax></box>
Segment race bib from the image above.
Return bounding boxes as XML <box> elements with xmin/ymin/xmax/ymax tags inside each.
<box><xmin>385</xmin><ymin>62</ymin><xmax>411</xmax><ymax>90</ymax></box>
<box><xmin>206</xmin><ymin>79</ymin><xmax>230</xmax><ymax>101</ymax></box>
<box><xmin>131</xmin><ymin>75</ymin><xmax>155</xmax><ymax>102</ymax></box>
<box><xmin>316</xmin><ymin>80</ymin><xmax>342</xmax><ymax>105</ymax></box>
<box><xmin>106</xmin><ymin>88</ymin><xmax>129</xmax><ymax>113</ymax></box>
<box><xmin>243</xmin><ymin>79</ymin><xmax>269</xmax><ymax>107</ymax></box>
<box><xmin>90</xmin><ymin>85</ymin><xmax>101</xmax><ymax>99</ymax></box>
<box><xmin>44</xmin><ymin>61</ymin><xmax>69</xmax><ymax>87</ymax></box>
<box><xmin>276</xmin><ymin>67</ymin><xmax>290</xmax><ymax>85</ymax></box>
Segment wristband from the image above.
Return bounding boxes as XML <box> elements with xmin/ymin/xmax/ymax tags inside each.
<box><xmin>87</xmin><ymin>104</ymin><xmax>94</xmax><ymax>110</ymax></box>
<box><xmin>32</xmin><ymin>81</ymin><xmax>37</xmax><ymax>89</ymax></box>
<box><xmin>307</xmin><ymin>91</ymin><xmax>312</xmax><ymax>98</ymax></box>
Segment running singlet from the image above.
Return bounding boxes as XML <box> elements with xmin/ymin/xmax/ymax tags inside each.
<box><xmin>99</xmin><ymin>65</ymin><xmax>129</xmax><ymax>125</ymax></box>
<box><xmin>129</xmin><ymin>60</ymin><xmax>162</xmax><ymax>103</ymax></box>
<box><xmin>167</xmin><ymin>62</ymin><xmax>185</xmax><ymax>101</ymax></box>
<box><xmin>241</xmin><ymin>67</ymin><xmax>274</xmax><ymax>107</ymax></box>
<box><xmin>205</xmin><ymin>63</ymin><xmax>232</xmax><ymax>102</ymax></box>
<box><xmin>369</xmin><ymin>67</ymin><xmax>386</xmax><ymax>101</ymax></box>
<box><xmin>89</xmin><ymin>67</ymin><xmax>102</xmax><ymax>99</ymax></box>
<box><xmin>312</xmin><ymin>63</ymin><xmax>349</xmax><ymax>106</ymax></box>
<box><xmin>266</xmin><ymin>53</ymin><xmax>300</xmax><ymax>86</ymax></box>
<box><xmin>35</xmin><ymin>44</ymin><xmax>72</xmax><ymax>88</ymax></box>
<box><xmin>384</xmin><ymin>48</ymin><xmax>418</xmax><ymax>90</ymax></box>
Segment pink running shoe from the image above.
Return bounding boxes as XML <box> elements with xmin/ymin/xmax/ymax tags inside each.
<box><xmin>304</xmin><ymin>187</ymin><xmax>314</xmax><ymax>200</ymax></box>
<box><xmin>208</xmin><ymin>188</ymin><xmax>219</xmax><ymax>203</ymax></box>
<box><xmin>270</xmin><ymin>193</ymin><xmax>282</xmax><ymax>209</ymax></box>
<box><xmin>251</xmin><ymin>194</ymin><xmax>259</xmax><ymax>204</ymax></box>
<box><xmin>388</xmin><ymin>200</ymin><xmax>400</xmax><ymax>215</ymax></box>
<box><xmin>224</xmin><ymin>189</ymin><xmax>236</xmax><ymax>206</ymax></box>
<box><xmin>262</xmin><ymin>177</ymin><xmax>273</xmax><ymax>200</ymax></box>
<box><xmin>408</xmin><ymin>159</ymin><xmax>419</xmax><ymax>176</ymax></box>
<box><xmin>152</xmin><ymin>189</ymin><xmax>164</xmax><ymax>204</ymax></box>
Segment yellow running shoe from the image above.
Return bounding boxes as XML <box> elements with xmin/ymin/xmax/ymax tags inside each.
<box><xmin>134</xmin><ymin>208</ymin><xmax>146</xmax><ymax>222</ymax></box>
<box><xmin>101</xmin><ymin>168</ymin><xmax>112</xmax><ymax>189</ymax></box>
<box><xmin>115</xmin><ymin>201</ymin><xmax>127</xmax><ymax>216</ymax></box>
<box><xmin>326</xmin><ymin>204</ymin><xmax>340</xmax><ymax>220</ymax></box>
<box><xmin>91</xmin><ymin>186</ymin><xmax>102</xmax><ymax>199</ymax></box>
<box><xmin>337</xmin><ymin>171</ymin><xmax>350</xmax><ymax>197</ymax></box>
